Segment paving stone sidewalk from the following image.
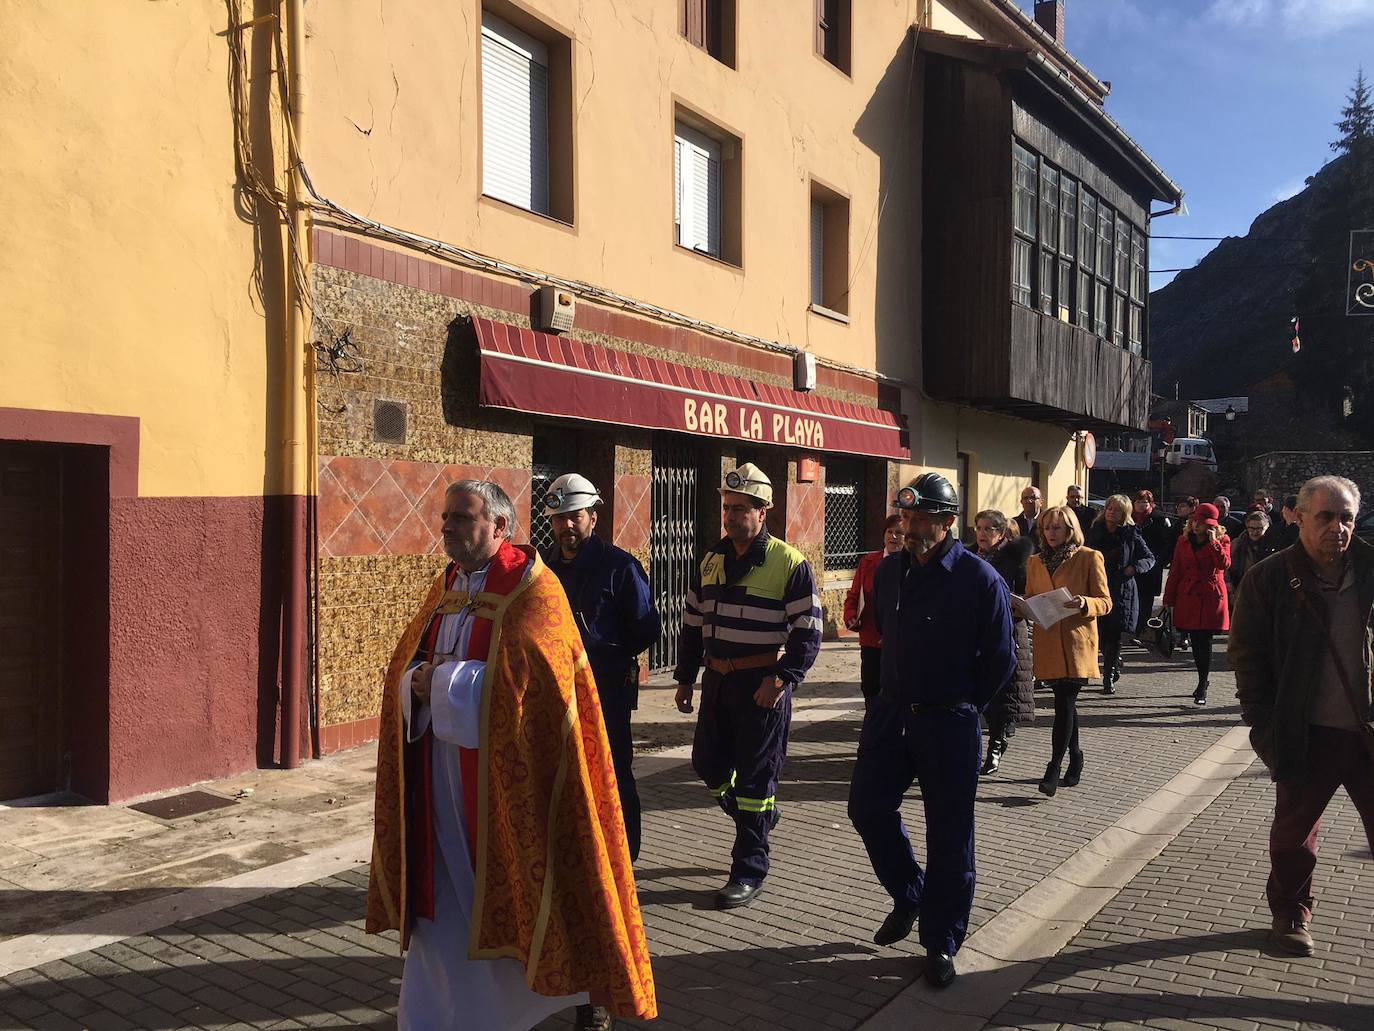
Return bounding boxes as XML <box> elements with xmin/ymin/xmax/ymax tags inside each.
<box><xmin>988</xmin><ymin>756</ymin><xmax>1374</xmax><ymax>1031</ymax></box>
<box><xmin>4</xmin><ymin>641</ymin><xmax>1359</xmax><ymax>1031</ymax></box>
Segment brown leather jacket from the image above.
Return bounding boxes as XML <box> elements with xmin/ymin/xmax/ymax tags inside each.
<box><xmin>1229</xmin><ymin>538</ymin><xmax>1374</xmax><ymax>782</ymax></box>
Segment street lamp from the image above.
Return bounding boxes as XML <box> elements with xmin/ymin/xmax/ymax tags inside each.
<box><xmin>1225</xmin><ymin>405</ymin><xmax>1236</xmax><ymax>422</ymax></box>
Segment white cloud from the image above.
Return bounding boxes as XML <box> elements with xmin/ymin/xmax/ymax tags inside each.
<box><xmin>1206</xmin><ymin>0</ymin><xmax>1369</xmax><ymax>36</ymax></box>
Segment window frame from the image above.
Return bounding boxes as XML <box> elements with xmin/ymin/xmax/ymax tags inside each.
<box><xmin>815</xmin><ymin>0</ymin><xmax>852</xmax><ymax>75</ymax></box>
<box><xmin>809</xmin><ymin>180</ymin><xmax>851</xmax><ymax>317</ymax></box>
<box><xmin>681</xmin><ymin>0</ymin><xmax>737</xmax><ymax>68</ymax></box>
<box><xmin>672</xmin><ymin>107</ymin><xmax>743</xmax><ymax>267</ymax></box>
<box><xmin>1008</xmin><ymin>137</ymin><xmax>1147</xmax><ymax>350</ymax></box>
<box><xmin>478</xmin><ymin>6</ymin><xmax>574</xmax><ymax>225</ymax></box>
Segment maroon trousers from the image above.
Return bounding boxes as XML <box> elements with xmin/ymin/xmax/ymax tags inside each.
<box><xmin>1268</xmin><ymin>725</ymin><xmax>1374</xmax><ymax>923</ymax></box>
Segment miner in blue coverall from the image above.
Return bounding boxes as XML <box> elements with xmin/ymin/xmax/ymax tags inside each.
<box><xmin>848</xmin><ymin>471</ymin><xmax>1015</xmax><ymax>989</ymax></box>
<box><xmin>673</xmin><ymin>463</ymin><xmax>822</xmax><ymax>911</ymax></box>
<box><xmin>541</xmin><ymin>473</ymin><xmax>661</xmax><ymax>863</ymax></box>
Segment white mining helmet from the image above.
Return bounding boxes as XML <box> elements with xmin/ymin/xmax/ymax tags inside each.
<box><xmin>542</xmin><ymin>473</ymin><xmax>603</xmax><ymax>515</ymax></box>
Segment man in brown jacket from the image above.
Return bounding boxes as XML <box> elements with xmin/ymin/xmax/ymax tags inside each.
<box><xmin>1229</xmin><ymin>475</ymin><xmax>1374</xmax><ymax>957</ymax></box>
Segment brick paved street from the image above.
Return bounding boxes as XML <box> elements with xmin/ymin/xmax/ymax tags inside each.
<box><xmin>2</xmin><ymin>641</ymin><xmax>1371</xmax><ymax>1030</ymax></box>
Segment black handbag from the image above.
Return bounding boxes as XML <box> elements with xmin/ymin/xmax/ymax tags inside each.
<box><xmin>1142</xmin><ymin>609</ymin><xmax>1175</xmax><ymax>659</ymax></box>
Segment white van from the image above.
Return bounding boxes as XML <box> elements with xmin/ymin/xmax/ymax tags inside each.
<box><xmin>1164</xmin><ymin>437</ymin><xmax>1217</xmax><ymax>472</ymax></box>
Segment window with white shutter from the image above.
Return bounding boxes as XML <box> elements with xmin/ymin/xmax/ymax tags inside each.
<box><xmin>809</xmin><ymin>183</ymin><xmax>850</xmax><ymax>316</ymax></box>
<box><xmin>481</xmin><ymin>13</ymin><xmax>550</xmax><ymax>215</ymax></box>
<box><xmin>673</xmin><ymin>123</ymin><xmax>722</xmax><ymax>258</ymax></box>
<box><xmin>810</xmin><ymin>200</ymin><xmax>825</xmax><ymax>306</ymax></box>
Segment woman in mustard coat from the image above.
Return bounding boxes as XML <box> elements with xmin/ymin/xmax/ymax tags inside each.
<box><xmin>1021</xmin><ymin>506</ymin><xmax>1112</xmax><ymax>797</ymax></box>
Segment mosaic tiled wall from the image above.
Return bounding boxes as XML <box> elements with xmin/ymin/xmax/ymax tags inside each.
<box><xmin>318</xmin><ymin>456</ymin><xmax>532</xmax><ymax>557</ymax></box>
<box><xmin>309</xmin><ymin>229</ymin><xmax>898</xmax><ymax>732</ymax></box>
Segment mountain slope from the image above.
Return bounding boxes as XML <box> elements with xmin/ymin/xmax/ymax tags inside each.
<box><xmin>1148</xmin><ymin>166</ymin><xmax>1329</xmax><ymax>399</ymax></box>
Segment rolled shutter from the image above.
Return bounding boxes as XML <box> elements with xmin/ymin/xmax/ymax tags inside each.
<box><xmin>481</xmin><ymin>13</ymin><xmax>550</xmax><ymax>215</ymax></box>
<box><xmin>810</xmin><ymin>199</ymin><xmax>825</xmax><ymax>305</ymax></box>
<box><xmin>673</xmin><ymin>124</ymin><xmax>721</xmax><ymax>258</ymax></box>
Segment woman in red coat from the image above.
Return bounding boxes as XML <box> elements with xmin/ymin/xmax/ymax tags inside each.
<box><xmin>844</xmin><ymin>515</ymin><xmax>904</xmax><ymax>705</ymax></box>
<box><xmin>1163</xmin><ymin>501</ymin><xmax>1231</xmax><ymax>706</ymax></box>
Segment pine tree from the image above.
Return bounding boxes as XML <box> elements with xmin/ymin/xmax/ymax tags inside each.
<box><xmin>1332</xmin><ymin>68</ymin><xmax>1373</xmax><ymax>157</ymax></box>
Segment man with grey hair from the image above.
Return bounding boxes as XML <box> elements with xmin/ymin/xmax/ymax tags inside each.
<box><xmin>368</xmin><ymin>479</ymin><xmax>657</xmax><ymax>1030</ymax></box>
<box><xmin>1230</xmin><ymin>475</ymin><xmax>1374</xmax><ymax>958</ymax></box>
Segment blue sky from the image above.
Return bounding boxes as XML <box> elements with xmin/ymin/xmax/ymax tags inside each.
<box><xmin>1021</xmin><ymin>0</ymin><xmax>1370</xmax><ymax>287</ymax></box>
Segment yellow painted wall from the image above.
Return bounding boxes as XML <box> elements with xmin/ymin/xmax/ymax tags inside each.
<box><xmin>901</xmin><ymin>395</ymin><xmax>1075</xmax><ymax>523</ymax></box>
<box><xmin>306</xmin><ymin>0</ymin><xmax>997</xmax><ymax>383</ymax></box>
<box><xmin>0</xmin><ymin>1</ymin><xmax>281</xmax><ymax>497</ymax></box>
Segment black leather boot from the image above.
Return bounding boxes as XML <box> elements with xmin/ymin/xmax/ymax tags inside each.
<box><xmin>1061</xmin><ymin>751</ymin><xmax>1084</xmax><ymax>787</ymax></box>
<box><xmin>1038</xmin><ymin>761</ymin><xmax>1060</xmax><ymax>797</ymax></box>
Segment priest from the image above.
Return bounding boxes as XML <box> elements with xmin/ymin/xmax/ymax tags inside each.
<box><xmin>366</xmin><ymin>479</ymin><xmax>656</xmax><ymax>1031</ymax></box>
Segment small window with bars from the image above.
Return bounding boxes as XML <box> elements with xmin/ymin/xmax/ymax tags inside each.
<box><xmin>530</xmin><ymin>430</ymin><xmax>579</xmax><ymax>554</ymax></box>
<box><xmin>823</xmin><ymin>460</ymin><xmax>866</xmax><ymax>571</ymax></box>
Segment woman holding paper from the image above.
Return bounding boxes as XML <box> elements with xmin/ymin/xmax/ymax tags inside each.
<box><xmin>1021</xmin><ymin>506</ymin><xmax>1112</xmax><ymax>797</ymax></box>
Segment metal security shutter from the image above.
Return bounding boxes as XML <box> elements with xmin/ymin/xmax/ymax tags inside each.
<box><xmin>650</xmin><ymin>437</ymin><xmax>699</xmax><ymax>672</ymax></box>
<box><xmin>673</xmin><ymin>123</ymin><xmax>721</xmax><ymax>257</ymax></box>
<box><xmin>481</xmin><ymin>13</ymin><xmax>550</xmax><ymax>215</ymax></box>
<box><xmin>810</xmin><ymin>199</ymin><xmax>825</xmax><ymax>305</ymax></box>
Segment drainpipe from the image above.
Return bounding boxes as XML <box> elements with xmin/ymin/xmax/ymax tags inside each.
<box><xmin>281</xmin><ymin>0</ymin><xmax>310</xmax><ymax>769</ymax></box>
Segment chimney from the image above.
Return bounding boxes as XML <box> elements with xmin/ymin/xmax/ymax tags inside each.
<box><xmin>1034</xmin><ymin>0</ymin><xmax>1064</xmax><ymax>45</ymax></box>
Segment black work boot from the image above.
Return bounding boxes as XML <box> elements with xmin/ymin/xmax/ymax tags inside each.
<box><xmin>574</xmin><ymin>1003</ymin><xmax>613</xmax><ymax>1030</ymax></box>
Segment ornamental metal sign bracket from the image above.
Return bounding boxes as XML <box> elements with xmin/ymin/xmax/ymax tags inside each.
<box><xmin>1349</xmin><ymin>229</ymin><xmax>1374</xmax><ymax>315</ymax></box>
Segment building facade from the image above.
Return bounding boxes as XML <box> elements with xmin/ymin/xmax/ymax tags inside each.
<box><xmin>0</xmin><ymin>0</ymin><xmax>1180</xmax><ymax>799</ymax></box>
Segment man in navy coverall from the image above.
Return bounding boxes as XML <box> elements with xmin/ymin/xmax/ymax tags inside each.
<box><xmin>848</xmin><ymin>471</ymin><xmax>1015</xmax><ymax>988</ymax></box>
<box><xmin>541</xmin><ymin>473</ymin><xmax>661</xmax><ymax>863</ymax></box>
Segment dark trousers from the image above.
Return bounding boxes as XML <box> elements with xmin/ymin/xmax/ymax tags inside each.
<box><xmin>1048</xmin><ymin>679</ymin><xmax>1085</xmax><ymax>766</ymax></box>
<box><xmin>860</xmin><ymin>646</ymin><xmax>883</xmax><ymax>704</ymax></box>
<box><xmin>691</xmin><ymin>668</ymin><xmax>792</xmax><ymax>885</ymax></box>
<box><xmin>1186</xmin><ymin>630</ymin><xmax>1215</xmax><ymax>685</ymax></box>
<box><xmin>1099</xmin><ymin>622</ymin><xmax>1123</xmax><ymax>681</ymax></box>
<box><xmin>847</xmin><ymin>696</ymin><xmax>981</xmax><ymax>956</ymax></box>
<box><xmin>1268</xmin><ymin>726</ymin><xmax>1374</xmax><ymax>923</ymax></box>
<box><xmin>601</xmin><ymin>696</ymin><xmax>640</xmax><ymax>862</ymax></box>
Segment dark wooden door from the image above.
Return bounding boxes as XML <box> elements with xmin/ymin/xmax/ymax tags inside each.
<box><xmin>0</xmin><ymin>444</ymin><xmax>62</xmax><ymax>799</ymax></box>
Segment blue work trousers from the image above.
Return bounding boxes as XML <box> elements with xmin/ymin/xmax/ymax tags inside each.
<box><xmin>848</xmin><ymin>695</ymin><xmax>981</xmax><ymax>956</ymax></box>
<box><xmin>691</xmin><ymin>668</ymin><xmax>792</xmax><ymax>885</ymax></box>
<box><xmin>600</xmin><ymin>690</ymin><xmax>640</xmax><ymax>862</ymax></box>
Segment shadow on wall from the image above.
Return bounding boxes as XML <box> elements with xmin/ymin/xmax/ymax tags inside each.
<box><xmin>854</xmin><ymin>27</ymin><xmax>923</xmax><ymax>411</ymax></box>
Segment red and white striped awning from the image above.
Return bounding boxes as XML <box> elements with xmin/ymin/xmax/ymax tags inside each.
<box><xmin>471</xmin><ymin>317</ymin><xmax>908</xmax><ymax>460</ymax></box>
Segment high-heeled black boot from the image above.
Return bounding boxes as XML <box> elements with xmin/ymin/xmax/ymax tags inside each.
<box><xmin>1038</xmin><ymin>760</ymin><xmax>1060</xmax><ymax>797</ymax></box>
<box><xmin>1061</xmin><ymin>751</ymin><xmax>1084</xmax><ymax>787</ymax></box>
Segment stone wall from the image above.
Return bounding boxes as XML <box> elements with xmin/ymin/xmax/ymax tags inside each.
<box><xmin>1243</xmin><ymin>452</ymin><xmax>1374</xmax><ymax>505</ymax></box>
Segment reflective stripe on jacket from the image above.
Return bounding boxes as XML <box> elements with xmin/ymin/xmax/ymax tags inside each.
<box><xmin>673</xmin><ymin>528</ymin><xmax>821</xmax><ymax>687</ymax></box>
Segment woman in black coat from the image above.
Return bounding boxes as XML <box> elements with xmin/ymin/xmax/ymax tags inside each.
<box><xmin>974</xmin><ymin>509</ymin><xmax>1035</xmax><ymax>774</ymax></box>
<box><xmin>1085</xmin><ymin>494</ymin><xmax>1156</xmax><ymax>695</ymax></box>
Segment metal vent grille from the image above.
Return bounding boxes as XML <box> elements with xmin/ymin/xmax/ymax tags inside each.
<box><xmin>373</xmin><ymin>400</ymin><xmax>407</xmax><ymax>444</ymax></box>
